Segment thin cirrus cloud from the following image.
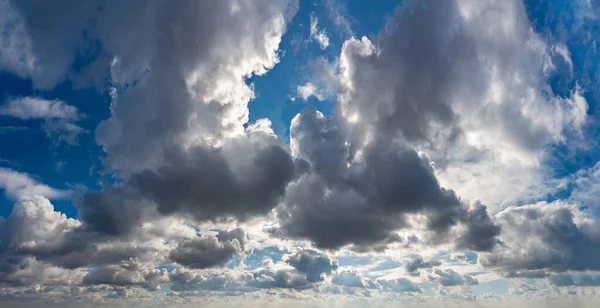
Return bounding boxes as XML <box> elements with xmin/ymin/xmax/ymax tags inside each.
<box><xmin>0</xmin><ymin>0</ymin><xmax>598</xmax><ymax>306</ymax></box>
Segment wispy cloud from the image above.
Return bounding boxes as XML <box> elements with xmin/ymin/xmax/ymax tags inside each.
<box><xmin>0</xmin><ymin>167</ymin><xmax>70</xmax><ymax>200</ymax></box>
<box><xmin>0</xmin><ymin>97</ymin><xmax>80</xmax><ymax>120</ymax></box>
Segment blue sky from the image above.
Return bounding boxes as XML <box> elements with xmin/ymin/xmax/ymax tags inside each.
<box><xmin>1</xmin><ymin>0</ymin><xmax>600</xmax><ymax>307</ymax></box>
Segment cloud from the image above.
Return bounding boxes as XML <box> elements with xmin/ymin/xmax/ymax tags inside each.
<box><xmin>323</xmin><ymin>0</ymin><xmax>353</xmax><ymax>37</ymax></box>
<box><xmin>404</xmin><ymin>255</ymin><xmax>441</xmax><ymax>275</ymax></box>
<box><xmin>285</xmin><ymin>249</ymin><xmax>338</xmax><ymax>282</ymax></box>
<box><xmin>0</xmin><ymin>0</ymin><xmax>35</xmax><ymax>78</ymax></box>
<box><xmin>297</xmin><ymin>82</ymin><xmax>325</xmax><ymax>101</ymax></box>
<box><xmin>169</xmin><ymin>229</ymin><xmax>248</xmax><ymax>269</ymax></box>
<box><xmin>377</xmin><ymin>278</ymin><xmax>422</xmax><ymax>293</ymax></box>
<box><xmin>566</xmin><ymin>161</ymin><xmax>600</xmax><ymax>207</ymax></box>
<box><xmin>331</xmin><ymin>270</ymin><xmax>377</xmax><ymax>289</ymax></box>
<box><xmin>82</xmin><ymin>266</ymin><xmax>168</xmax><ymax>290</ymax></box>
<box><xmin>0</xmin><ymin>0</ymin><xmax>599</xmax><ymax>305</ymax></box>
<box><xmin>479</xmin><ymin>201</ymin><xmax>600</xmax><ymax>273</ymax></box>
<box><xmin>309</xmin><ymin>13</ymin><xmax>329</xmax><ymax>50</ymax></box>
<box><xmin>0</xmin><ymin>97</ymin><xmax>79</xmax><ymax>120</ymax></box>
<box><xmin>274</xmin><ymin>106</ymin><xmax>500</xmax><ymax>251</ymax></box>
<box><xmin>0</xmin><ymin>168</ymin><xmax>69</xmax><ymax>200</ymax></box>
<box><xmin>428</xmin><ymin>269</ymin><xmax>478</xmax><ymax>287</ymax></box>
<box><xmin>0</xmin><ymin>197</ymin><xmax>86</xmax><ymax>286</ymax></box>
<box><xmin>0</xmin><ymin>97</ymin><xmax>84</xmax><ymax>144</ymax></box>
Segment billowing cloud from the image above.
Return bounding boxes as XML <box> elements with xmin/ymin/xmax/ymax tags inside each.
<box><xmin>285</xmin><ymin>249</ymin><xmax>338</xmax><ymax>282</ymax></box>
<box><xmin>169</xmin><ymin>228</ymin><xmax>248</xmax><ymax>269</ymax></box>
<box><xmin>331</xmin><ymin>270</ymin><xmax>377</xmax><ymax>289</ymax></box>
<box><xmin>0</xmin><ymin>0</ymin><xmax>599</xmax><ymax>305</ymax></box>
<box><xmin>274</xmin><ymin>106</ymin><xmax>500</xmax><ymax>251</ymax></box>
<box><xmin>479</xmin><ymin>201</ymin><xmax>600</xmax><ymax>274</ymax></box>
<box><xmin>428</xmin><ymin>268</ymin><xmax>478</xmax><ymax>287</ymax></box>
<box><xmin>404</xmin><ymin>255</ymin><xmax>441</xmax><ymax>276</ymax></box>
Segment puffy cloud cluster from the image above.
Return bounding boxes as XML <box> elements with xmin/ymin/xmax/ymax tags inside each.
<box><xmin>0</xmin><ymin>0</ymin><xmax>599</xmax><ymax>304</ymax></box>
<box><xmin>169</xmin><ymin>228</ymin><xmax>248</xmax><ymax>269</ymax></box>
<box><xmin>274</xmin><ymin>103</ymin><xmax>500</xmax><ymax>252</ymax></box>
<box><xmin>479</xmin><ymin>201</ymin><xmax>600</xmax><ymax>275</ymax></box>
<box><xmin>428</xmin><ymin>269</ymin><xmax>478</xmax><ymax>287</ymax></box>
<box><xmin>285</xmin><ymin>249</ymin><xmax>338</xmax><ymax>282</ymax></box>
<box><xmin>404</xmin><ymin>255</ymin><xmax>442</xmax><ymax>276</ymax></box>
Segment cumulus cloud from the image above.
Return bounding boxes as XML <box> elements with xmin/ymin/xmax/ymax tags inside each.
<box><xmin>479</xmin><ymin>201</ymin><xmax>600</xmax><ymax>274</ymax></box>
<box><xmin>274</xmin><ymin>106</ymin><xmax>500</xmax><ymax>251</ymax></box>
<box><xmin>404</xmin><ymin>255</ymin><xmax>441</xmax><ymax>275</ymax></box>
<box><xmin>331</xmin><ymin>270</ymin><xmax>377</xmax><ymax>289</ymax></box>
<box><xmin>0</xmin><ymin>0</ymin><xmax>599</xmax><ymax>304</ymax></box>
<box><xmin>0</xmin><ymin>168</ymin><xmax>69</xmax><ymax>200</ymax></box>
<box><xmin>0</xmin><ymin>197</ymin><xmax>85</xmax><ymax>286</ymax></box>
<box><xmin>285</xmin><ymin>249</ymin><xmax>338</xmax><ymax>282</ymax></box>
<box><xmin>169</xmin><ymin>229</ymin><xmax>248</xmax><ymax>269</ymax></box>
<box><xmin>428</xmin><ymin>269</ymin><xmax>478</xmax><ymax>287</ymax></box>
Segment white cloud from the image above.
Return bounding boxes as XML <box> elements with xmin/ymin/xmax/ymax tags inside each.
<box><xmin>0</xmin><ymin>97</ymin><xmax>80</xmax><ymax>120</ymax></box>
<box><xmin>297</xmin><ymin>82</ymin><xmax>325</xmax><ymax>101</ymax></box>
<box><xmin>0</xmin><ymin>97</ymin><xmax>85</xmax><ymax>144</ymax></box>
<box><xmin>310</xmin><ymin>13</ymin><xmax>330</xmax><ymax>50</ymax></box>
<box><xmin>0</xmin><ymin>168</ymin><xmax>69</xmax><ymax>200</ymax></box>
<box><xmin>0</xmin><ymin>0</ymin><xmax>36</xmax><ymax>78</ymax></box>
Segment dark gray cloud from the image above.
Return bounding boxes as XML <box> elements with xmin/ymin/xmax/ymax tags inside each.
<box><xmin>169</xmin><ymin>229</ymin><xmax>247</xmax><ymax>269</ymax></box>
<box><xmin>479</xmin><ymin>202</ymin><xmax>600</xmax><ymax>273</ymax></box>
<box><xmin>76</xmin><ymin>138</ymin><xmax>296</xmax><ymax>237</ymax></box>
<box><xmin>285</xmin><ymin>249</ymin><xmax>338</xmax><ymax>282</ymax></box>
<box><xmin>78</xmin><ymin>188</ymin><xmax>146</xmax><ymax>237</ymax></box>
<box><xmin>82</xmin><ymin>266</ymin><xmax>168</xmax><ymax>291</ymax></box>
<box><xmin>404</xmin><ymin>255</ymin><xmax>441</xmax><ymax>275</ymax></box>
<box><xmin>130</xmin><ymin>144</ymin><xmax>295</xmax><ymax>222</ymax></box>
<box><xmin>428</xmin><ymin>269</ymin><xmax>478</xmax><ymax>287</ymax></box>
<box><xmin>275</xmin><ymin>107</ymin><xmax>500</xmax><ymax>251</ymax></box>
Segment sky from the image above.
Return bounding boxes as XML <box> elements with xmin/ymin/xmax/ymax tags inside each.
<box><xmin>0</xmin><ymin>0</ymin><xmax>599</xmax><ymax>307</ymax></box>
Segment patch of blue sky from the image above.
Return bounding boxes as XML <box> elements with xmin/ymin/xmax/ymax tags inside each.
<box><xmin>336</xmin><ymin>254</ymin><xmax>374</xmax><ymax>267</ymax></box>
<box><xmin>244</xmin><ymin>246</ymin><xmax>289</xmax><ymax>270</ymax></box>
<box><xmin>0</xmin><ymin>41</ymin><xmax>112</xmax><ymax>218</ymax></box>
<box><xmin>524</xmin><ymin>0</ymin><xmax>600</xmax><ymax>174</ymax></box>
<box><xmin>248</xmin><ymin>0</ymin><xmax>403</xmax><ymax>140</ymax></box>
<box><xmin>472</xmin><ymin>279</ymin><xmax>510</xmax><ymax>297</ymax></box>
<box><xmin>369</xmin><ymin>258</ymin><xmax>403</xmax><ymax>271</ymax></box>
